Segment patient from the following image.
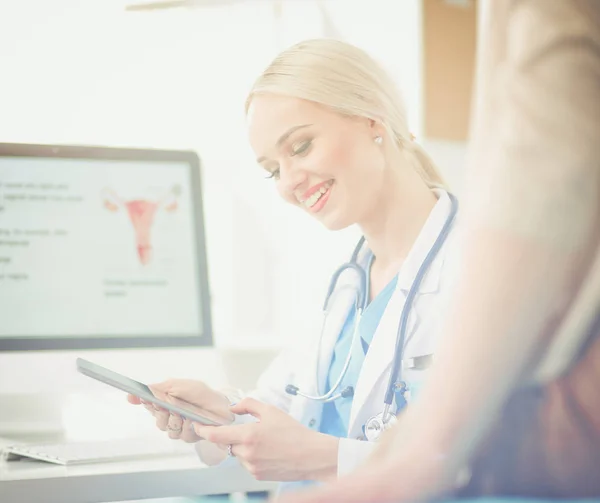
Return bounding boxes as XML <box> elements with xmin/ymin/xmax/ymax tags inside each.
<box><xmin>280</xmin><ymin>0</ymin><xmax>600</xmax><ymax>501</ymax></box>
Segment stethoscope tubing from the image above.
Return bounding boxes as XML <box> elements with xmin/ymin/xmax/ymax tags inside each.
<box><xmin>286</xmin><ymin>193</ymin><xmax>458</xmax><ymax>410</ymax></box>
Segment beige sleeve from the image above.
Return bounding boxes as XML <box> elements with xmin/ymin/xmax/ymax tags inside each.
<box><xmin>466</xmin><ymin>0</ymin><xmax>600</xmax><ymax>375</ymax></box>
<box><xmin>466</xmin><ymin>0</ymin><xmax>600</xmax><ymax>248</ymax></box>
<box><xmin>394</xmin><ymin>0</ymin><xmax>600</xmax><ymax>463</ymax></box>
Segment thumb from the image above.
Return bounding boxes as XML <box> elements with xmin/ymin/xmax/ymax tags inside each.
<box><xmin>127</xmin><ymin>394</ymin><xmax>142</xmax><ymax>404</ymax></box>
<box><xmin>230</xmin><ymin>397</ymin><xmax>268</xmax><ymax>418</ymax></box>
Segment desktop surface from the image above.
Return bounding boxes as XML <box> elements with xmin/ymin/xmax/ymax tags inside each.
<box><xmin>2</xmin><ymin>452</ymin><xmax>597</xmax><ymax>503</ymax></box>
<box><xmin>0</xmin><ymin>447</ymin><xmax>276</xmax><ymax>503</ymax></box>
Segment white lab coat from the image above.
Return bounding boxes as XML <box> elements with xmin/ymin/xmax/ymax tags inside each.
<box><xmin>196</xmin><ymin>189</ymin><xmax>459</xmax><ymax>477</ymax></box>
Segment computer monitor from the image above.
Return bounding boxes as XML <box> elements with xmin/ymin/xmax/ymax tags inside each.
<box><xmin>0</xmin><ymin>142</ymin><xmax>213</xmax><ymax>350</ymax></box>
<box><xmin>0</xmin><ymin>142</ymin><xmax>215</xmax><ymax>439</ymax></box>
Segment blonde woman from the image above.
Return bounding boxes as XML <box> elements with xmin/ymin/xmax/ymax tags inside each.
<box><xmin>128</xmin><ymin>39</ymin><xmax>459</xmax><ymax>489</ymax></box>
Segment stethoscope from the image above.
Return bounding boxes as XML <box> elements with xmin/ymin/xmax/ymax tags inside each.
<box><xmin>285</xmin><ymin>193</ymin><xmax>458</xmax><ymax>440</ymax></box>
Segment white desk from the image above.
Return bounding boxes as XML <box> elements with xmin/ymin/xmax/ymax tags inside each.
<box><xmin>0</xmin><ymin>453</ymin><xmax>276</xmax><ymax>503</ymax></box>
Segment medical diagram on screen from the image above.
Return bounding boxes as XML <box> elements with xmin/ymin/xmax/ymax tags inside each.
<box><xmin>101</xmin><ymin>185</ymin><xmax>181</xmax><ymax>266</ymax></box>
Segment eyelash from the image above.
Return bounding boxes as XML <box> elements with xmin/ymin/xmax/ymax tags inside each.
<box><xmin>264</xmin><ymin>139</ymin><xmax>313</xmax><ymax>180</ymax></box>
<box><xmin>291</xmin><ymin>139</ymin><xmax>312</xmax><ymax>157</ymax></box>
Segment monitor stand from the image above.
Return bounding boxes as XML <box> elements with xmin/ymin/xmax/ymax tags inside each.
<box><xmin>0</xmin><ymin>393</ymin><xmax>66</xmax><ymax>443</ymax></box>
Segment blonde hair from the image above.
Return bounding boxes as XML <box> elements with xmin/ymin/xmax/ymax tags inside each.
<box><xmin>246</xmin><ymin>38</ymin><xmax>447</xmax><ymax>189</ymax></box>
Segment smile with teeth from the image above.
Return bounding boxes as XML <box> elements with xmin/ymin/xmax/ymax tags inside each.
<box><xmin>301</xmin><ymin>180</ymin><xmax>333</xmax><ymax>208</ymax></box>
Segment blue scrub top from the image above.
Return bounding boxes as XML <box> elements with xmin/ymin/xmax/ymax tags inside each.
<box><xmin>320</xmin><ymin>254</ymin><xmax>398</xmax><ymax>438</ymax></box>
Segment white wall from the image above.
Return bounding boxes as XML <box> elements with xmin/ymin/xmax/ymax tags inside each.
<box><xmin>0</xmin><ymin>0</ymin><xmax>467</xmax><ymax>351</ymax></box>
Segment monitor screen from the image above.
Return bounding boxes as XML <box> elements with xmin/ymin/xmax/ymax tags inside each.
<box><xmin>0</xmin><ymin>143</ymin><xmax>212</xmax><ymax>350</ymax></box>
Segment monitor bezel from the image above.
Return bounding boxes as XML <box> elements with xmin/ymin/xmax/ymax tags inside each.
<box><xmin>0</xmin><ymin>142</ymin><xmax>214</xmax><ymax>351</ymax></box>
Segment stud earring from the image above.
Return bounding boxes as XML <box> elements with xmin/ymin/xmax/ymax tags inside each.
<box><xmin>374</xmin><ymin>136</ymin><xmax>383</xmax><ymax>145</ymax></box>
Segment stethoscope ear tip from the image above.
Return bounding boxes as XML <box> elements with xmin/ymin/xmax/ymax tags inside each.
<box><xmin>285</xmin><ymin>384</ymin><xmax>299</xmax><ymax>396</ymax></box>
<box><xmin>341</xmin><ymin>386</ymin><xmax>354</xmax><ymax>398</ymax></box>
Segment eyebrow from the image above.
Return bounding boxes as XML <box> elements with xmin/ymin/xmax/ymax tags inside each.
<box><xmin>256</xmin><ymin>124</ymin><xmax>312</xmax><ymax>164</ymax></box>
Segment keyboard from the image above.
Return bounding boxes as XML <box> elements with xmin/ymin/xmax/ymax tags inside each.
<box><xmin>1</xmin><ymin>437</ymin><xmax>195</xmax><ymax>466</ymax></box>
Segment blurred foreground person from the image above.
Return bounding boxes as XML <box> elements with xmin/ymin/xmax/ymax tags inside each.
<box><xmin>278</xmin><ymin>0</ymin><xmax>600</xmax><ymax>501</ymax></box>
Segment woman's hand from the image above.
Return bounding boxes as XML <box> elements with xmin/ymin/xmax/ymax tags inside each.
<box><xmin>127</xmin><ymin>379</ymin><xmax>233</xmax><ymax>442</ymax></box>
<box><xmin>195</xmin><ymin>398</ymin><xmax>339</xmax><ymax>482</ymax></box>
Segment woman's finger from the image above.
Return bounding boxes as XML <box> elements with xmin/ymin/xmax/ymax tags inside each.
<box><xmin>179</xmin><ymin>418</ymin><xmax>200</xmax><ymax>443</ymax></box>
<box><xmin>167</xmin><ymin>414</ymin><xmax>184</xmax><ymax>439</ymax></box>
<box><xmin>155</xmin><ymin>408</ymin><xmax>170</xmax><ymax>431</ymax></box>
<box><xmin>127</xmin><ymin>394</ymin><xmax>142</xmax><ymax>405</ymax></box>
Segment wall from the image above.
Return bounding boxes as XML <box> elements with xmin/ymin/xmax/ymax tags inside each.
<box><xmin>0</xmin><ymin>1</ymin><xmax>468</xmax><ymax>400</ymax></box>
<box><xmin>0</xmin><ymin>0</ymin><xmax>468</xmax><ymax>353</ymax></box>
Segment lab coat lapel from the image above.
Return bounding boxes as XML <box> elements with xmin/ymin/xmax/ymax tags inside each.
<box><xmin>348</xmin><ymin>282</ymin><xmax>407</xmax><ymax>430</ymax></box>
<box><xmin>348</xmin><ymin>190</ymin><xmax>454</xmax><ymax>433</ymax></box>
<box><xmin>347</xmin><ymin>291</ymin><xmax>424</xmax><ymax>435</ymax></box>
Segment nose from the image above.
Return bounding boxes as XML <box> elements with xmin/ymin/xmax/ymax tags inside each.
<box><xmin>279</xmin><ymin>162</ymin><xmax>307</xmax><ymax>196</ymax></box>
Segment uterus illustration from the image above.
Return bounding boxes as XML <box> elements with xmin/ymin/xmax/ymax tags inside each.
<box><xmin>101</xmin><ymin>185</ymin><xmax>181</xmax><ymax>265</ymax></box>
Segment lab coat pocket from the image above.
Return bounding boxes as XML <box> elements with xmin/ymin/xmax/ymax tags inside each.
<box><xmin>403</xmin><ymin>302</ymin><xmax>442</xmax><ymax>362</ymax></box>
<box><xmin>402</xmin><ymin>362</ymin><xmax>431</xmax><ymax>404</ymax></box>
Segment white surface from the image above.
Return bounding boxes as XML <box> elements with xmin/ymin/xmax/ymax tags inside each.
<box><xmin>0</xmin><ymin>451</ymin><xmax>276</xmax><ymax>503</ymax></box>
<box><xmin>2</xmin><ymin>436</ymin><xmax>194</xmax><ymax>466</ymax></box>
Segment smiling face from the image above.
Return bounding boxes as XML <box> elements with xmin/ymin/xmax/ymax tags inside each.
<box><xmin>248</xmin><ymin>94</ymin><xmax>389</xmax><ymax>231</ymax></box>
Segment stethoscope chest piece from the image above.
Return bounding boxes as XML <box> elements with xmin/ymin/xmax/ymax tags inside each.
<box><xmin>363</xmin><ymin>411</ymin><xmax>398</xmax><ymax>442</ymax></box>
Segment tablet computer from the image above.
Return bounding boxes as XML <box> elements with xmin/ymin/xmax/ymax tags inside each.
<box><xmin>76</xmin><ymin>357</ymin><xmax>229</xmax><ymax>426</ymax></box>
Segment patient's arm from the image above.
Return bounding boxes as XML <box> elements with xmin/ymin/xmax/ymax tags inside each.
<box><xmin>407</xmin><ymin>0</ymin><xmax>600</xmax><ymax>462</ymax></box>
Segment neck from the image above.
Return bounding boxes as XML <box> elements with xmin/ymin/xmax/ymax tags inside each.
<box><xmin>359</xmin><ymin>169</ymin><xmax>438</xmax><ymax>270</ymax></box>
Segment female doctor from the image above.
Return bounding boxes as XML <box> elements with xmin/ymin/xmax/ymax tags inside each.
<box><xmin>128</xmin><ymin>38</ymin><xmax>459</xmax><ymax>486</ymax></box>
